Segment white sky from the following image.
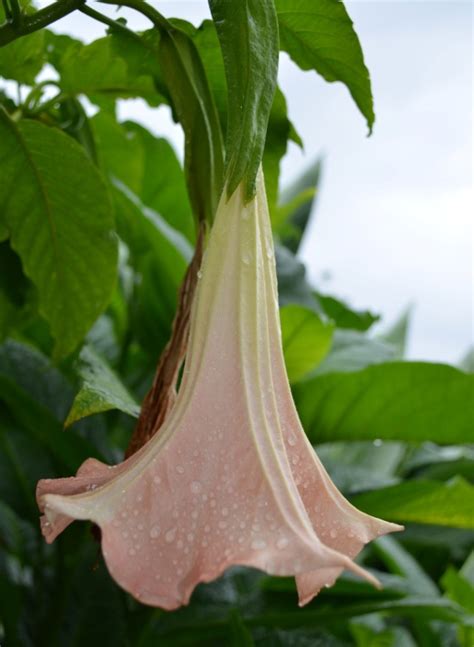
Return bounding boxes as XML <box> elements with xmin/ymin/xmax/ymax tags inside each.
<box><xmin>40</xmin><ymin>1</ymin><xmax>473</xmax><ymax>364</ymax></box>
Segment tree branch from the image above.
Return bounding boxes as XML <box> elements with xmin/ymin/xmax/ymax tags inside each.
<box><xmin>0</xmin><ymin>0</ymin><xmax>85</xmax><ymax>47</ymax></box>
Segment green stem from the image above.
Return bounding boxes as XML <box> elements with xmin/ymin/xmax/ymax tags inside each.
<box><xmin>2</xmin><ymin>0</ymin><xmax>12</xmax><ymax>21</ymax></box>
<box><xmin>79</xmin><ymin>4</ymin><xmax>142</xmax><ymax>40</ymax></box>
<box><xmin>0</xmin><ymin>0</ymin><xmax>85</xmax><ymax>46</ymax></box>
<box><xmin>9</xmin><ymin>0</ymin><xmax>21</xmax><ymax>25</ymax></box>
<box><xmin>98</xmin><ymin>0</ymin><xmax>170</xmax><ymax>31</ymax></box>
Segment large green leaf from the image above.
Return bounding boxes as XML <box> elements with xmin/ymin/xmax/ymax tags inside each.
<box><xmin>209</xmin><ymin>0</ymin><xmax>279</xmax><ymax>198</ymax></box>
<box><xmin>65</xmin><ymin>345</ymin><xmax>140</xmax><ymax>428</ymax></box>
<box><xmin>0</xmin><ymin>112</ymin><xmax>117</xmax><ymax>357</ymax></box>
<box><xmin>276</xmin><ymin>0</ymin><xmax>375</xmax><ymax>132</ymax></box>
<box><xmin>280</xmin><ymin>305</ymin><xmax>333</xmax><ymax>383</ymax></box>
<box><xmin>353</xmin><ymin>478</ymin><xmax>474</xmax><ymax>529</ymax></box>
<box><xmin>159</xmin><ymin>25</ymin><xmax>224</xmax><ymax>222</ymax></box>
<box><xmin>295</xmin><ymin>362</ymin><xmax>474</xmax><ymax>444</ymax></box>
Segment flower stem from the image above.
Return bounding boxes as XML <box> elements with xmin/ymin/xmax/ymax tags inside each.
<box><xmin>125</xmin><ymin>222</ymin><xmax>206</xmax><ymax>457</ymax></box>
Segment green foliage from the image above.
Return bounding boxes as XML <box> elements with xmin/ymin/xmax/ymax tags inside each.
<box><xmin>275</xmin><ymin>0</ymin><xmax>375</xmax><ymax>132</ymax></box>
<box><xmin>0</xmin><ymin>2</ymin><xmax>45</xmax><ymax>83</ymax></box>
<box><xmin>280</xmin><ymin>304</ymin><xmax>334</xmax><ymax>382</ymax></box>
<box><xmin>210</xmin><ymin>0</ymin><xmax>279</xmax><ymax>199</ymax></box>
<box><xmin>0</xmin><ymin>1</ymin><xmax>471</xmax><ymax>645</ymax></box>
<box><xmin>353</xmin><ymin>477</ymin><xmax>474</xmax><ymax>529</ymax></box>
<box><xmin>0</xmin><ymin>111</ymin><xmax>117</xmax><ymax>358</ymax></box>
<box><xmin>159</xmin><ymin>25</ymin><xmax>224</xmax><ymax>222</ymax></box>
<box><xmin>295</xmin><ymin>361</ymin><xmax>474</xmax><ymax>444</ymax></box>
<box><xmin>65</xmin><ymin>345</ymin><xmax>140</xmax><ymax>427</ymax></box>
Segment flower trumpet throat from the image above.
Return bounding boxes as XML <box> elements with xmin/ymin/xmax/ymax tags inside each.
<box><xmin>37</xmin><ymin>169</ymin><xmax>402</xmax><ymax>609</ymax></box>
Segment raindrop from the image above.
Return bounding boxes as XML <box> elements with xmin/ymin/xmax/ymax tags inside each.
<box><xmin>287</xmin><ymin>434</ymin><xmax>297</xmax><ymax>447</ymax></box>
<box><xmin>137</xmin><ymin>523</ymin><xmax>144</xmax><ymax>531</ymax></box>
<box><xmin>242</xmin><ymin>253</ymin><xmax>250</xmax><ymax>266</ymax></box>
<box><xmin>190</xmin><ymin>481</ymin><xmax>202</xmax><ymax>494</ymax></box>
<box><xmin>150</xmin><ymin>525</ymin><xmax>161</xmax><ymax>539</ymax></box>
<box><xmin>221</xmin><ymin>507</ymin><xmax>229</xmax><ymax>517</ymax></box>
<box><xmin>251</xmin><ymin>538</ymin><xmax>267</xmax><ymax>550</ymax></box>
<box><xmin>197</xmin><ymin>270</ymin><xmax>203</xmax><ymax>279</ymax></box>
<box><xmin>276</xmin><ymin>537</ymin><xmax>289</xmax><ymax>550</ymax></box>
<box><xmin>330</xmin><ymin>529</ymin><xmax>338</xmax><ymax>539</ymax></box>
<box><xmin>176</xmin><ymin>465</ymin><xmax>185</xmax><ymax>475</ymax></box>
<box><xmin>191</xmin><ymin>510</ymin><xmax>198</xmax><ymax>520</ymax></box>
<box><xmin>165</xmin><ymin>528</ymin><xmax>177</xmax><ymax>543</ymax></box>
<box><xmin>128</xmin><ymin>548</ymin><xmax>136</xmax><ymax>556</ymax></box>
<box><xmin>153</xmin><ymin>475</ymin><xmax>161</xmax><ymax>485</ymax></box>
<box><xmin>291</xmin><ymin>455</ymin><xmax>300</xmax><ymax>465</ymax></box>
<box><xmin>218</xmin><ymin>521</ymin><xmax>227</xmax><ymax>530</ymax></box>
<box><xmin>187</xmin><ymin>533</ymin><xmax>194</xmax><ymax>543</ymax></box>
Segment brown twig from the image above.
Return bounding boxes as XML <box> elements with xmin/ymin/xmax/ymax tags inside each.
<box><xmin>125</xmin><ymin>222</ymin><xmax>206</xmax><ymax>458</ymax></box>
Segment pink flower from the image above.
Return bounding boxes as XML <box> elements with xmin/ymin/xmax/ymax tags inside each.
<box><xmin>37</xmin><ymin>170</ymin><xmax>402</xmax><ymax>609</ymax></box>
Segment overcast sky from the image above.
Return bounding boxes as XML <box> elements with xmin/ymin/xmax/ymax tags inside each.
<box><xmin>38</xmin><ymin>1</ymin><xmax>473</xmax><ymax>364</ymax></box>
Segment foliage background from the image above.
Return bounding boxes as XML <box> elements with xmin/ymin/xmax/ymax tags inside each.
<box><xmin>0</xmin><ymin>1</ymin><xmax>473</xmax><ymax>645</ymax></box>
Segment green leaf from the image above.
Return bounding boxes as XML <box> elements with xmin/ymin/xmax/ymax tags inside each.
<box><xmin>65</xmin><ymin>346</ymin><xmax>140</xmax><ymax>428</ymax></box>
<box><xmin>280</xmin><ymin>305</ymin><xmax>334</xmax><ymax>382</ymax></box>
<box><xmin>0</xmin><ymin>340</ymin><xmax>102</xmax><ymax>471</ymax></box>
<box><xmin>275</xmin><ymin>0</ymin><xmax>375</xmax><ymax>132</ymax></box>
<box><xmin>353</xmin><ymin>477</ymin><xmax>474</xmax><ymax>529</ymax></box>
<box><xmin>159</xmin><ymin>25</ymin><xmax>224</xmax><ymax>222</ymax></box>
<box><xmin>0</xmin><ymin>241</ymin><xmax>33</xmax><ymax>341</ymax></box>
<box><xmin>379</xmin><ymin>307</ymin><xmax>412</xmax><ymax>358</ymax></box>
<box><xmin>58</xmin><ymin>32</ymin><xmax>164</xmax><ymax>107</ymax></box>
<box><xmin>263</xmin><ymin>88</ymin><xmax>300</xmax><ymax>218</ymax></box>
<box><xmin>0</xmin><ymin>3</ymin><xmax>45</xmax><ymax>84</ymax></box>
<box><xmin>276</xmin><ymin>244</ymin><xmax>321</xmax><ymax>311</ymax></box>
<box><xmin>277</xmin><ymin>158</ymin><xmax>322</xmax><ymax>252</ymax></box>
<box><xmin>112</xmin><ymin>182</ymin><xmax>191</xmax><ymax>359</ymax></box>
<box><xmin>442</xmin><ymin>565</ymin><xmax>474</xmax><ymax>613</ymax></box>
<box><xmin>93</xmin><ymin>114</ymin><xmax>195</xmax><ymax>242</ymax></box>
<box><xmin>294</xmin><ymin>362</ymin><xmax>474</xmax><ymax>444</ymax></box>
<box><xmin>373</xmin><ymin>536</ymin><xmax>439</xmax><ymax>597</ymax></box>
<box><xmin>316</xmin><ymin>293</ymin><xmax>380</xmax><ymax>332</ymax></box>
<box><xmin>314</xmin><ymin>330</ymin><xmax>397</xmax><ymax>376</ymax></box>
<box><xmin>209</xmin><ymin>0</ymin><xmax>279</xmax><ymax>198</ymax></box>
<box><xmin>0</xmin><ymin>112</ymin><xmax>117</xmax><ymax>357</ymax></box>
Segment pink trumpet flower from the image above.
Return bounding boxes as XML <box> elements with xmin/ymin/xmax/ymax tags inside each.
<box><xmin>37</xmin><ymin>170</ymin><xmax>402</xmax><ymax>609</ymax></box>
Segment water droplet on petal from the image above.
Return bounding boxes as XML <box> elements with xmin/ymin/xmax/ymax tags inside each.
<box><xmin>153</xmin><ymin>475</ymin><xmax>161</xmax><ymax>485</ymax></box>
<box><xmin>287</xmin><ymin>434</ymin><xmax>297</xmax><ymax>447</ymax></box>
<box><xmin>150</xmin><ymin>525</ymin><xmax>161</xmax><ymax>539</ymax></box>
<box><xmin>251</xmin><ymin>538</ymin><xmax>267</xmax><ymax>550</ymax></box>
<box><xmin>165</xmin><ymin>528</ymin><xmax>177</xmax><ymax>543</ymax></box>
<box><xmin>176</xmin><ymin>465</ymin><xmax>185</xmax><ymax>475</ymax></box>
<box><xmin>330</xmin><ymin>529</ymin><xmax>338</xmax><ymax>539</ymax></box>
<box><xmin>190</xmin><ymin>480</ymin><xmax>202</xmax><ymax>494</ymax></box>
<box><xmin>276</xmin><ymin>537</ymin><xmax>289</xmax><ymax>550</ymax></box>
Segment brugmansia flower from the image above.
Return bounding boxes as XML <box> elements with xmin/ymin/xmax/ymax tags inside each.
<box><xmin>37</xmin><ymin>170</ymin><xmax>401</xmax><ymax>609</ymax></box>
